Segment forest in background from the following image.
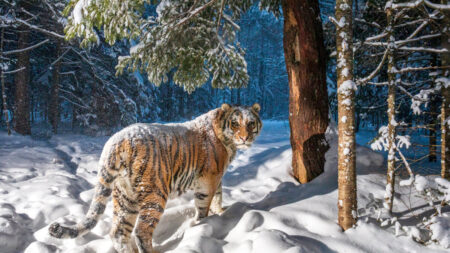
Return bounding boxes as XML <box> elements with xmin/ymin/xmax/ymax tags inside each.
<box><xmin>1</xmin><ymin>1</ymin><xmax>449</xmax><ymax>176</ymax></box>
<box><xmin>0</xmin><ymin>0</ymin><xmax>449</xmax><ymax>245</ymax></box>
<box><xmin>0</xmin><ymin>0</ymin><xmax>443</xmax><ymax>135</ymax></box>
<box><xmin>0</xmin><ymin>0</ymin><xmax>290</xmax><ymax>135</ymax></box>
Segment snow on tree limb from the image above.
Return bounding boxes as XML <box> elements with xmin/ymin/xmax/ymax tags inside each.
<box><xmin>15</xmin><ymin>19</ymin><xmax>65</xmax><ymax>39</ymax></box>
<box><xmin>394</xmin><ymin>65</ymin><xmax>450</xmax><ymax>74</ymax></box>
<box><xmin>397</xmin><ymin>46</ymin><xmax>448</xmax><ymax>53</ymax></box>
<box><xmin>392</xmin><ymin>0</ymin><xmax>450</xmax><ymax>10</ymax></box>
<box><xmin>3</xmin><ymin>39</ymin><xmax>50</xmax><ymax>55</ymax></box>
<box><xmin>3</xmin><ymin>67</ymin><xmax>25</xmax><ymax>75</ymax></box>
<box><xmin>357</xmin><ymin>50</ymin><xmax>388</xmax><ymax>85</ymax></box>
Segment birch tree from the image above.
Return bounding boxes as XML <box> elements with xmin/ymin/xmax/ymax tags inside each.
<box><xmin>385</xmin><ymin>1</ymin><xmax>396</xmax><ymax>213</ymax></box>
<box><xmin>335</xmin><ymin>0</ymin><xmax>357</xmax><ymax>230</ymax></box>
<box><xmin>441</xmin><ymin>0</ymin><xmax>450</xmax><ymax>180</ymax></box>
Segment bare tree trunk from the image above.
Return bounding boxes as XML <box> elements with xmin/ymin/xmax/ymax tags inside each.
<box><xmin>336</xmin><ymin>0</ymin><xmax>357</xmax><ymax>231</ymax></box>
<box><xmin>49</xmin><ymin>42</ymin><xmax>61</xmax><ymax>133</ymax></box>
<box><xmin>385</xmin><ymin>5</ymin><xmax>396</xmax><ymax>213</ymax></box>
<box><xmin>441</xmin><ymin>0</ymin><xmax>450</xmax><ymax>180</ymax></box>
<box><xmin>429</xmin><ymin>96</ymin><xmax>437</xmax><ymax>162</ymax></box>
<box><xmin>282</xmin><ymin>0</ymin><xmax>329</xmax><ymax>184</ymax></box>
<box><xmin>1</xmin><ymin>28</ymin><xmax>11</xmax><ymax>135</ymax></box>
<box><xmin>13</xmin><ymin>29</ymin><xmax>31</xmax><ymax>135</ymax></box>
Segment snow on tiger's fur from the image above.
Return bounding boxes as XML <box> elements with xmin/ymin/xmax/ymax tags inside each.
<box><xmin>48</xmin><ymin>103</ymin><xmax>262</xmax><ymax>253</ymax></box>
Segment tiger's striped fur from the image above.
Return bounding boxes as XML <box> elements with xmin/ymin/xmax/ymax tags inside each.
<box><xmin>48</xmin><ymin>103</ymin><xmax>262</xmax><ymax>253</ymax></box>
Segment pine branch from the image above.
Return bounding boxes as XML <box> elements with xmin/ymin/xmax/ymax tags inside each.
<box><xmin>394</xmin><ymin>65</ymin><xmax>450</xmax><ymax>73</ymax></box>
<box><xmin>3</xmin><ymin>39</ymin><xmax>49</xmax><ymax>55</ymax></box>
<box><xmin>3</xmin><ymin>67</ymin><xmax>25</xmax><ymax>75</ymax></box>
<box><xmin>15</xmin><ymin>18</ymin><xmax>65</xmax><ymax>39</ymax></box>
<box><xmin>397</xmin><ymin>46</ymin><xmax>448</xmax><ymax>53</ymax></box>
<box><xmin>357</xmin><ymin>49</ymin><xmax>388</xmax><ymax>85</ymax></box>
<box><xmin>396</xmin><ymin>148</ymin><xmax>414</xmax><ymax>176</ymax></box>
<box><xmin>392</xmin><ymin>0</ymin><xmax>450</xmax><ymax>10</ymax></box>
<box><xmin>175</xmin><ymin>0</ymin><xmax>219</xmax><ymax>28</ymax></box>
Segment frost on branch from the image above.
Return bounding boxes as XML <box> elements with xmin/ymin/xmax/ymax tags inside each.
<box><xmin>65</xmin><ymin>0</ymin><xmax>250</xmax><ymax>92</ymax></box>
<box><xmin>370</xmin><ymin>125</ymin><xmax>411</xmax><ymax>152</ymax></box>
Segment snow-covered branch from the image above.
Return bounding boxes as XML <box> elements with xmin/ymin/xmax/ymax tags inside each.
<box><xmin>392</xmin><ymin>0</ymin><xmax>450</xmax><ymax>10</ymax></box>
<box><xmin>175</xmin><ymin>0</ymin><xmax>219</xmax><ymax>27</ymax></box>
<box><xmin>2</xmin><ymin>67</ymin><xmax>25</xmax><ymax>75</ymax></box>
<box><xmin>3</xmin><ymin>39</ymin><xmax>50</xmax><ymax>55</ymax></box>
<box><xmin>15</xmin><ymin>18</ymin><xmax>64</xmax><ymax>39</ymax></box>
<box><xmin>397</xmin><ymin>46</ymin><xmax>448</xmax><ymax>53</ymax></box>
<box><xmin>357</xmin><ymin>50</ymin><xmax>388</xmax><ymax>85</ymax></box>
<box><xmin>394</xmin><ymin>65</ymin><xmax>450</xmax><ymax>74</ymax></box>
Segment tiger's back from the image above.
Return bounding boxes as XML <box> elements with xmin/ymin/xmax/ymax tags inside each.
<box><xmin>49</xmin><ymin>104</ymin><xmax>262</xmax><ymax>253</ymax></box>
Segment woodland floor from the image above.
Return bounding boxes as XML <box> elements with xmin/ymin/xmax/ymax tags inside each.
<box><xmin>0</xmin><ymin>121</ymin><xmax>448</xmax><ymax>253</ymax></box>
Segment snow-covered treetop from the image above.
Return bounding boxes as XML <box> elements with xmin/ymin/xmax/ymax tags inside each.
<box><xmin>64</xmin><ymin>0</ymin><xmax>275</xmax><ymax>92</ymax></box>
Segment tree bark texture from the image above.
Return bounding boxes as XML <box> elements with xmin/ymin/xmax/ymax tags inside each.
<box><xmin>385</xmin><ymin>5</ymin><xmax>396</xmax><ymax>213</ymax></box>
<box><xmin>14</xmin><ymin>29</ymin><xmax>31</xmax><ymax>135</ymax></box>
<box><xmin>429</xmin><ymin>96</ymin><xmax>437</xmax><ymax>162</ymax></box>
<box><xmin>49</xmin><ymin>42</ymin><xmax>61</xmax><ymax>134</ymax></box>
<box><xmin>336</xmin><ymin>0</ymin><xmax>357</xmax><ymax>231</ymax></box>
<box><xmin>282</xmin><ymin>0</ymin><xmax>329</xmax><ymax>184</ymax></box>
<box><xmin>441</xmin><ymin>0</ymin><xmax>450</xmax><ymax>180</ymax></box>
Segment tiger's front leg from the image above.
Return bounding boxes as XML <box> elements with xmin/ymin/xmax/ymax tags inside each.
<box><xmin>194</xmin><ymin>176</ymin><xmax>221</xmax><ymax>221</ymax></box>
<box><xmin>210</xmin><ymin>181</ymin><xmax>226</xmax><ymax>215</ymax></box>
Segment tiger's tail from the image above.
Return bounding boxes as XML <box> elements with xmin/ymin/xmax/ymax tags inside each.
<box><xmin>49</xmin><ymin>151</ymin><xmax>117</xmax><ymax>239</ymax></box>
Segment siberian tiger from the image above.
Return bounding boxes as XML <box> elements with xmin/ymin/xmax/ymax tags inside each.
<box><xmin>48</xmin><ymin>103</ymin><xmax>262</xmax><ymax>253</ymax></box>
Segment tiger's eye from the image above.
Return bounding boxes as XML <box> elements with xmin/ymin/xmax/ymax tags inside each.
<box><xmin>231</xmin><ymin>121</ymin><xmax>239</xmax><ymax>128</ymax></box>
<box><xmin>248</xmin><ymin>121</ymin><xmax>255</xmax><ymax>128</ymax></box>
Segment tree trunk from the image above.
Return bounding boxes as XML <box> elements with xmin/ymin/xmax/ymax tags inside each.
<box><xmin>13</xmin><ymin>29</ymin><xmax>31</xmax><ymax>135</ymax></box>
<box><xmin>1</xmin><ymin>28</ymin><xmax>11</xmax><ymax>135</ymax></box>
<box><xmin>429</xmin><ymin>96</ymin><xmax>437</xmax><ymax>162</ymax></box>
<box><xmin>282</xmin><ymin>0</ymin><xmax>329</xmax><ymax>184</ymax></box>
<box><xmin>49</xmin><ymin>42</ymin><xmax>61</xmax><ymax>134</ymax></box>
<box><xmin>441</xmin><ymin>0</ymin><xmax>450</xmax><ymax>180</ymax></box>
<box><xmin>385</xmin><ymin>5</ymin><xmax>396</xmax><ymax>213</ymax></box>
<box><xmin>336</xmin><ymin>0</ymin><xmax>357</xmax><ymax>231</ymax></box>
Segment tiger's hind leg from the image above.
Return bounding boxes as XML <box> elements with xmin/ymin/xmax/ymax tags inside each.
<box><xmin>110</xmin><ymin>187</ymin><xmax>139</xmax><ymax>253</ymax></box>
<box><xmin>134</xmin><ymin>190</ymin><xmax>167</xmax><ymax>253</ymax></box>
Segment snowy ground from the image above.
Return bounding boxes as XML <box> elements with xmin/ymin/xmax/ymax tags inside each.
<box><xmin>0</xmin><ymin>121</ymin><xmax>448</xmax><ymax>253</ymax></box>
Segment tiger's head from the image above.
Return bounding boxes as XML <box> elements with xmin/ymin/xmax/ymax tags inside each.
<box><xmin>215</xmin><ymin>103</ymin><xmax>262</xmax><ymax>149</ymax></box>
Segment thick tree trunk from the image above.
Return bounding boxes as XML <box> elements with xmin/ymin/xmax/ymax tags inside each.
<box><xmin>49</xmin><ymin>42</ymin><xmax>61</xmax><ymax>134</ymax></box>
<box><xmin>1</xmin><ymin>28</ymin><xmax>11</xmax><ymax>135</ymax></box>
<box><xmin>336</xmin><ymin>0</ymin><xmax>357</xmax><ymax>231</ymax></box>
<box><xmin>14</xmin><ymin>29</ymin><xmax>31</xmax><ymax>135</ymax></box>
<box><xmin>441</xmin><ymin>0</ymin><xmax>450</xmax><ymax>180</ymax></box>
<box><xmin>282</xmin><ymin>0</ymin><xmax>329</xmax><ymax>184</ymax></box>
<box><xmin>385</xmin><ymin>5</ymin><xmax>396</xmax><ymax>213</ymax></box>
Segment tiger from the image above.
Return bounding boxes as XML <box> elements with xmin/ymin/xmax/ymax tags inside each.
<box><xmin>48</xmin><ymin>103</ymin><xmax>262</xmax><ymax>253</ymax></box>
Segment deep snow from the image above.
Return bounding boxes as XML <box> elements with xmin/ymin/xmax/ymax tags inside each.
<box><xmin>0</xmin><ymin>121</ymin><xmax>448</xmax><ymax>253</ymax></box>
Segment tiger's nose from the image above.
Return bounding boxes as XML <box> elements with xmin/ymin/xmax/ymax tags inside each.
<box><xmin>239</xmin><ymin>136</ymin><xmax>248</xmax><ymax>142</ymax></box>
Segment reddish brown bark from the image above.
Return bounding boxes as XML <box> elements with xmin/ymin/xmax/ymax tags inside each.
<box><xmin>282</xmin><ymin>0</ymin><xmax>329</xmax><ymax>183</ymax></box>
<box><xmin>13</xmin><ymin>29</ymin><xmax>31</xmax><ymax>135</ymax></box>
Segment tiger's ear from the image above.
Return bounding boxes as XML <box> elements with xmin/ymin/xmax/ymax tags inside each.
<box><xmin>221</xmin><ymin>103</ymin><xmax>232</xmax><ymax>112</ymax></box>
<box><xmin>252</xmin><ymin>103</ymin><xmax>261</xmax><ymax>113</ymax></box>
